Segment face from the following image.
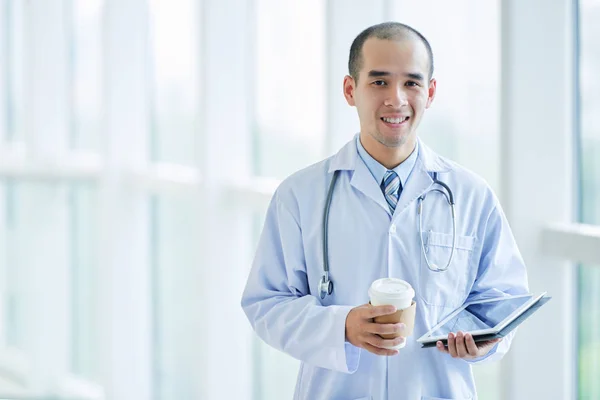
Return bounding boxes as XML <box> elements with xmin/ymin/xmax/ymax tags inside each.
<box><xmin>343</xmin><ymin>37</ymin><xmax>436</xmax><ymax>148</ymax></box>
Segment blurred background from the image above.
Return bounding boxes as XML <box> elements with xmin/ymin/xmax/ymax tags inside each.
<box><xmin>0</xmin><ymin>0</ymin><xmax>598</xmax><ymax>399</ymax></box>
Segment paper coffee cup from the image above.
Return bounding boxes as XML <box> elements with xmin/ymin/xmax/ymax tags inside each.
<box><xmin>368</xmin><ymin>278</ymin><xmax>416</xmax><ymax>349</ymax></box>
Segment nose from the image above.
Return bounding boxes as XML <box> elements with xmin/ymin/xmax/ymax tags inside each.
<box><xmin>384</xmin><ymin>87</ymin><xmax>408</xmax><ymax>108</ymax></box>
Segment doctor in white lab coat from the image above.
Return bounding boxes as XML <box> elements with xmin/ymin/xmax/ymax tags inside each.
<box><xmin>241</xmin><ymin>22</ymin><xmax>528</xmax><ymax>400</ymax></box>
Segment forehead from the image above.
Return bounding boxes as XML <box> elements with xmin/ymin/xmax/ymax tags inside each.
<box><xmin>360</xmin><ymin>37</ymin><xmax>429</xmax><ymax>77</ymax></box>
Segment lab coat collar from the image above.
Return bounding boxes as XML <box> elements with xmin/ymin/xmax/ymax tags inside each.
<box><xmin>328</xmin><ymin>134</ymin><xmax>454</xmax><ymax>217</ymax></box>
<box><xmin>327</xmin><ymin>134</ymin><xmax>453</xmax><ymax>174</ymax></box>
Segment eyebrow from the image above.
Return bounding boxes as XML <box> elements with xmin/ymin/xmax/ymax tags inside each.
<box><xmin>367</xmin><ymin>70</ymin><xmax>392</xmax><ymax>78</ymax></box>
<box><xmin>367</xmin><ymin>70</ymin><xmax>425</xmax><ymax>82</ymax></box>
<box><xmin>405</xmin><ymin>72</ymin><xmax>425</xmax><ymax>82</ymax></box>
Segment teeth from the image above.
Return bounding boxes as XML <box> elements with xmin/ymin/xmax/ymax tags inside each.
<box><xmin>382</xmin><ymin>117</ymin><xmax>407</xmax><ymax>124</ymax></box>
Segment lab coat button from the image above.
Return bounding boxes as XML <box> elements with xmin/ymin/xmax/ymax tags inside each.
<box><xmin>389</xmin><ymin>224</ymin><xmax>396</xmax><ymax>234</ymax></box>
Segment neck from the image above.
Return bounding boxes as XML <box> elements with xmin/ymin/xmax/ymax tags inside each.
<box><xmin>359</xmin><ymin>133</ymin><xmax>417</xmax><ymax>170</ymax></box>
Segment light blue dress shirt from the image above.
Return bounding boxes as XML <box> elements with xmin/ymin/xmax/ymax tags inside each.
<box><xmin>355</xmin><ymin>135</ymin><xmax>419</xmax><ymax>199</ymax></box>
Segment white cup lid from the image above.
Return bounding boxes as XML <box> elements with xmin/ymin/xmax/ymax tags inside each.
<box><xmin>369</xmin><ymin>278</ymin><xmax>415</xmax><ymax>300</ymax></box>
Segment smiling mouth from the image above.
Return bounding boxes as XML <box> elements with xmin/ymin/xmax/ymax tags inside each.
<box><xmin>381</xmin><ymin>116</ymin><xmax>410</xmax><ymax>125</ymax></box>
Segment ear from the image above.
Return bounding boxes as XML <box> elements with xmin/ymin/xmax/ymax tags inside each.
<box><xmin>425</xmin><ymin>78</ymin><xmax>437</xmax><ymax>109</ymax></box>
<box><xmin>343</xmin><ymin>75</ymin><xmax>356</xmax><ymax>106</ymax></box>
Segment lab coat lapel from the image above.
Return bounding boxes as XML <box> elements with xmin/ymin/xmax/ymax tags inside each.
<box><xmin>328</xmin><ymin>135</ymin><xmax>390</xmax><ymax>215</ymax></box>
<box><xmin>393</xmin><ymin>158</ymin><xmax>433</xmax><ymax>217</ymax></box>
<box><xmin>350</xmin><ymin>158</ymin><xmax>391</xmax><ymax>215</ymax></box>
<box><xmin>393</xmin><ymin>139</ymin><xmax>452</xmax><ymax>217</ymax></box>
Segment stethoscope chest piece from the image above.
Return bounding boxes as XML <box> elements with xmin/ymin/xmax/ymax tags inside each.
<box><xmin>319</xmin><ymin>273</ymin><xmax>333</xmax><ymax>300</ymax></box>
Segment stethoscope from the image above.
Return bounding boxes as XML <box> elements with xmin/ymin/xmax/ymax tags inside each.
<box><xmin>319</xmin><ymin>170</ymin><xmax>457</xmax><ymax>299</ymax></box>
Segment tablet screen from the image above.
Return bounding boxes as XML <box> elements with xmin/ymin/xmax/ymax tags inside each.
<box><xmin>429</xmin><ymin>295</ymin><xmax>534</xmax><ymax>337</ymax></box>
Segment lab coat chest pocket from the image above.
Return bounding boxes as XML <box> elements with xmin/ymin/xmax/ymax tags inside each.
<box><xmin>418</xmin><ymin>231</ymin><xmax>475</xmax><ymax>308</ymax></box>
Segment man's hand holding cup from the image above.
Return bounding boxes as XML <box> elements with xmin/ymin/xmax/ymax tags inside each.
<box><xmin>345</xmin><ymin>278</ymin><xmax>417</xmax><ymax>356</ymax></box>
<box><xmin>345</xmin><ymin>304</ymin><xmax>407</xmax><ymax>356</ymax></box>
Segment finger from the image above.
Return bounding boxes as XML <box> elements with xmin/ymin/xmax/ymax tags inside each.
<box><xmin>436</xmin><ymin>341</ymin><xmax>449</xmax><ymax>354</ymax></box>
<box><xmin>447</xmin><ymin>333</ymin><xmax>458</xmax><ymax>358</ymax></box>
<box><xmin>456</xmin><ymin>331</ymin><xmax>468</xmax><ymax>358</ymax></box>
<box><xmin>365</xmin><ymin>333</ymin><xmax>405</xmax><ymax>349</ymax></box>
<box><xmin>367</xmin><ymin>305</ymin><xmax>397</xmax><ymax>318</ymax></box>
<box><xmin>465</xmin><ymin>333</ymin><xmax>479</xmax><ymax>356</ymax></box>
<box><xmin>363</xmin><ymin>342</ymin><xmax>399</xmax><ymax>356</ymax></box>
<box><xmin>367</xmin><ymin>322</ymin><xmax>405</xmax><ymax>336</ymax></box>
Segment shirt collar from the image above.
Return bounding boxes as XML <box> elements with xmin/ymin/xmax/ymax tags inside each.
<box><xmin>327</xmin><ymin>133</ymin><xmax>453</xmax><ymax>174</ymax></box>
<box><xmin>355</xmin><ymin>134</ymin><xmax>420</xmax><ymax>189</ymax></box>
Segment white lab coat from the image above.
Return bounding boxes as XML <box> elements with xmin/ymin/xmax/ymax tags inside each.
<box><xmin>241</xmin><ymin>135</ymin><xmax>529</xmax><ymax>400</ymax></box>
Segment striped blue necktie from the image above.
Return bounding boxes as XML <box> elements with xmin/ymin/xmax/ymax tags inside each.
<box><xmin>381</xmin><ymin>170</ymin><xmax>401</xmax><ymax>213</ymax></box>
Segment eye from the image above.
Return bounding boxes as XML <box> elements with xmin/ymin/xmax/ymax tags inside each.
<box><xmin>406</xmin><ymin>81</ymin><xmax>419</xmax><ymax>87</ymax></box>
<box><xmin>372</xmin><ymin>80</ymin><xmax>387</xmax><ymax>86</ymax></box>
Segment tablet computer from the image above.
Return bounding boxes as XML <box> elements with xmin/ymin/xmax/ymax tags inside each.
<box><xmin>417</xmin><ymin>292</ymin><xmax>550</xmax><ymax>348</ymax></box>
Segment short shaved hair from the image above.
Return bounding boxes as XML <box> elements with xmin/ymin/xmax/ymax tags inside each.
<box><xmin>348</xmin><ymin>22</ymin><xmax>434</xmax><ymax>82</ymax></box>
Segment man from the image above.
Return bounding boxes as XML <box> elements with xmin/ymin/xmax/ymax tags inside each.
<box><xmin>242</xmin><ymin>22</ymin><xmax>528</xmax><ymax>399</ymax></box>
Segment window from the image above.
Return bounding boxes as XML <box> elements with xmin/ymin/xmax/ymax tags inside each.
<box><xmin>0</xmin><ymin>1</ymin><xmax>580</xmax><ymax>398</ymax></box>
<box><xmin>69</xmin><ymin>183</ymin><xmax>100</xmax><ymax>378</ymax></box>
<box><xmin>69</xmin><ymin>0</ymin><xmax>103</xmax><ymax>151</ymax></box>
<box><xmin>250</xmin><ymin>0</ymin><xmax>327</xmax><ymax>396</ymax></box>
<box><xmin>1</xmin><ymin>0</ymin><xmax>27</xmax><ymax>350</ymax></box>
<box><xmin>577</xmin><ymin>0</ymin><xmax>600</xmax><ymax>398</ymax></box>
<box><xmin>1</xmin><ymin>182</ymin><xmax>17</xmax><ymax>347</ymax></box>
<box><xmin>149</xmin><ymin>0</ymin><xmax>200</xmax><ymax>166</ymax></box>
<box><xmin>253</xmin><ymin>0</ymin><xmax>326</xmax><ymax>179</ymax></box>
<box><xmin>150</xmin><ymin>194</ymin><xmax>204</xmax><ymax>399</ymax></box>
<box><xmin>148</xmin><ymin>0</ymin><xmax>203</xmax><ymax>398</ymax></box>
<box><xmin>4</xmin><ymin>0</ymin><xmax>25</xmax><ymax>144</ymax></box>
<box><xmin>68</xmin><ymin>0</ymin><xmax>104</xmax><ymax>379</ymax></box>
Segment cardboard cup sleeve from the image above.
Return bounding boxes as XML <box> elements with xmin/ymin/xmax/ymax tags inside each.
<box><xmin>373</xmin><ymin>300</ymin><xmax>417</xmax><ymax>340</ymax></box>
